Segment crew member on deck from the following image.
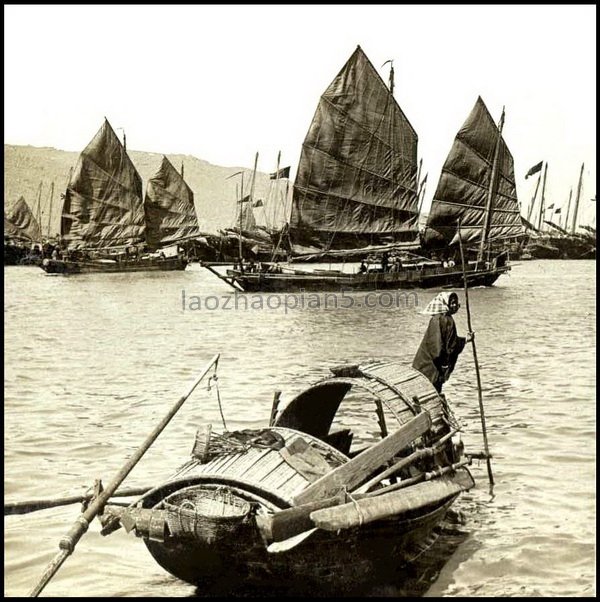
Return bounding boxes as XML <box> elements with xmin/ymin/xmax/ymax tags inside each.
<box><xmin>381</xmin><ymin>251</ymin><xmax>389</xmax><ymax>272</ymax></box>
<box><xmin>412</xmin><ymin>292</ymin><xmax>473</xmax><ymax>393</ymax></box>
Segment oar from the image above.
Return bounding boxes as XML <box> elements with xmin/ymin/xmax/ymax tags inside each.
<box><xmin>5</xmin><ymin>486</ymin><xmax>152</xmax><ymax>516</ymax></box>
<box><xmin>457</xmin><ymin>224</ymin><xmax>494</xmax><ymax>486</ymax></box>
<box><xmin>28</xmin><ymin>353</ymin><xmax>220</xmax><ymax>597</ymax></box>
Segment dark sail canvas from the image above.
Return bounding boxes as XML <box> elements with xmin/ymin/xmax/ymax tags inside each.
<box><xmin>144</xmin><ymin>156</ymin><xmax>200</xmax><ymax>250</ymax></box>
<box><xmin>289</xmin><ymin>45</ymin><xmax>420</xmax><ymax>254</ymax></box>
<box><xmin>423</xmin><ymin>97</ymin><xmax>524</xmax><ymax>248</ymax></box>
<box><xmin>61</xmin><ymin>119</ymin><xmax>146</xmax><ymax>250</ymax></box>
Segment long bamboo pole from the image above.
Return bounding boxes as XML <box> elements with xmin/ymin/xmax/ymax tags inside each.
<box><xmin>458</xmin><ymin>222</ymin><xmax>494</xmax><ymax>486</ymax></box>
<box><xmin>5</xmin><ymin>486</ymin><xmax>152</xmax><ymax>516</ymax></box>
<box><xmin>28</xmin><ymin>354</ymin><xmax>220</xmax><ymax>597</ymax></box>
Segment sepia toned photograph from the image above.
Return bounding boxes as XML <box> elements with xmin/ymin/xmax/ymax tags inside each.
<box><xmin>4</xmin><ymin>4</ymin><xmax>595</xmax><ymax>597</ymax></box>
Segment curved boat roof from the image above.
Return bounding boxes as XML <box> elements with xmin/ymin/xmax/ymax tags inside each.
<box><xmin>275</xmin><ymin>359</ymin><xmax>445</xmax><ymax>439</ymax></box>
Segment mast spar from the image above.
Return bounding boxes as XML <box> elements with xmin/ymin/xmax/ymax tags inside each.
<box><xmin>571</xmin><ymin>162</ymin><xmax>585</xmax><ymax>234</ymax></box>
<box><xmin>478</xmin><ymin>107</ymin><xmax>505</xmax><ymax>263</ymax></box>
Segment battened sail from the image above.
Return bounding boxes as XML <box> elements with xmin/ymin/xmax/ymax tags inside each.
<box><xmin>144</xmin><ymin>156</ymin><xmax>200</xmax><ymax>249</ymax></box>
<box><xmin>289</xmin><ymin>45</ymin><xmax>420</xmax><ymax>254</ymax></box>
<box><xmin>424</xmin><ymin>97</ymin><xmax>524</xmax><ymax>248</ymax></box>
<box><xmin>5</xmin><ymin>197</ymin><xmax>41</xmax><ymax>242</ymax></box>
<box><xmin>61</xmin><ymin>119</ymin><xmax>145</xmax><ymax>249</ymax></box>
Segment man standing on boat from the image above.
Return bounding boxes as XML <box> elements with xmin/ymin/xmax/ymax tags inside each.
<box><xmin>412</xmin><ymin>292</ymin><xmax>473</xmax><ymax>393</ymax></box>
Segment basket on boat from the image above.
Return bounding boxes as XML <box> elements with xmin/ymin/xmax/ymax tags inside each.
<box><xmin>162</xmin><ymin>485</ymin><xmax>252</xmax><ymax>543</ymax></box>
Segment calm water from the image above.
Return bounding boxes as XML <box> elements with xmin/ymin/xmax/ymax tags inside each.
<box><xmin>4</xmin><ymin>260</ymin><xmax>596</xmax><ymax>597</ymax></box>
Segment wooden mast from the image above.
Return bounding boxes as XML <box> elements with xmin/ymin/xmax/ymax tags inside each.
<box><xmin>271</xmin><ymin>150</ymin><xmax>281</xmax><ymax>230</ymax></box>
<box><xmin>536</xmin><ymin>163</ymin><xmax>548</xmax><ymax>231</ymax></box>
<box><xmin>36</xmin><ymin>181</ymin><xmax>43</xmax><ymax>251</ymax></box>
<box><xmin>571</xmin><ymin>162</ymin><xmax>585</xmax><ymax>234</ymax></box>
<box><xmin>47</xmin><ymin>182</ymin><xmax>55</xmax><ymax>239</ymax></box>
<box><xmin>478</xmin><ymin>107</ymin><xmax>505</xmax><ymax>263</ymax></box>
<box><xmin>563</xmin><ymin>188</ymin><xmax>572</xmax><ymax>231</ymax></box>
<box><xmin>238</xmin><ymin>176</ymin><xmax>244</xmax><ymax>261</ymax></box>
<box><xmin>526</xmin><ymin>172</ymin><xmax>542</xmax><ymax>223</ymax></box>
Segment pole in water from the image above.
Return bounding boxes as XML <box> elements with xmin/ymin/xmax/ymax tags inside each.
<box><xmin>457</xmin><ymin>222</ymin><xmax>494</xmax><ymax>487</ymax></box>
<box><xmin>28</xmin><ymin>354</ymin><xmax>220</xmax><ymax>597</ymax></box>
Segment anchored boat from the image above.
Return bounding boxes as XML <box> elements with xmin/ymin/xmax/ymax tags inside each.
<box><xmin>203</xmin><ymin>47</ymin><xmax>518</xmax><ymax>292</ymax></box>
<box><xmin>100</xmin><ymin>359</ymin><xmax>475</xmax><ymax>595</ymax></box>
<box><xmin>41</xmin><ymin>120</ymin><xmax>200</xmax><ymax>275</ymax></box>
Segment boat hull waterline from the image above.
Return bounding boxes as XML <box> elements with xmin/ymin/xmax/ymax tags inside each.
<box><xmin>41</xmin><ymin>256</ymin><xmax>187</xmax><ymax>274</ymax></box>
<box><xmin>220</xmin><ymin>265</ymin><xmax>509</xmax><ymax>292</ymax></box>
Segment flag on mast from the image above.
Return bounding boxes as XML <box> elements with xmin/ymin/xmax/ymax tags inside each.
<box><xmin>525</xmin><ymin>161</ymin><xmax>543</xmax><ymax>179</ymax></box>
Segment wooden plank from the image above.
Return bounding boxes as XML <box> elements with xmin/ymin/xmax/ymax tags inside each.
<box><xmin>244</xmin><ymin>451</ymin><xmax>287</xmax><ymax>483</ymax></box>
<box><xmin>292</xmin><ymin>412</ymin><xmax>431</xmax><ymax>505</ymax></box>
<box><xmin>310</xmin><ymin>471</ymin><xmax>473</xmax><ymax>531</ymax></box>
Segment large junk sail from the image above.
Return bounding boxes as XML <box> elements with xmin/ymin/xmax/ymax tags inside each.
<box><xmin>61</xmin><ymin>119</ymin><xmax>145</xmax><ymax>249</ymax></box>
<box><xmin>144</xmin><ymin>156</ymin><xmax>200</xmax><ymax>250</ymax></box>
<box><xmin>4</xmin><ymin>197</ymin><xmax>41</xmax><ymax>242</ymax></box>
<box><xmin>424</xmin><ymin>97</ymin><xmax>523</xmax><ymax>248</ymax></box>
<box><xmin>289</xmin><ymin>45</ymin><xmax>419</xmax><ymax>253</ymax></box>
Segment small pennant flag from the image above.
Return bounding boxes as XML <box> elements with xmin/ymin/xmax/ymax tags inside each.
<box><xmin>525</xmin><ymin>161</ymin><xmax>543</xmax><ymax>179</ymax></box>
<box><xmin>554</xmin><ymin>207</ymin><xmax>562</xmax><ymax>214</ymax></box>
<box><xmin>270</xmin><ymin>166</ymin><xmax>291</xmax><ymax>180</ymax></box>
<box><xmin>237</xmin><ymin>194</ymin><xmax>251</xmax><ymax>204</ymax></box>
<box><xmin>546</xmin><ymin>203</ymin><xmax>554</xmax><ymax>210</ymax></box>
<box><xmin>253</xmin><ymin>199</ymin><xmax>264</xmax><ymax>208</ymax></box>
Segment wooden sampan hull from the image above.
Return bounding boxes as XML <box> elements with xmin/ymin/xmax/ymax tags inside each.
<box><xmin>141</xmin><ymin>487</ymin><xmax>459</xmax><ymax>595</ymax></box>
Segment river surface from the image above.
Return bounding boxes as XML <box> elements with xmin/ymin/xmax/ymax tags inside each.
<box><xmin>4</xmin><ymin>260</ymin><xmax>596</xmax><ymax>597</ymax></box>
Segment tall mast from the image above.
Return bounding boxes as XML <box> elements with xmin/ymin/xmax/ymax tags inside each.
<box><xmin>47</xmin><ymin>182</ymin><xmax>55</xmax><ymax>238</ymax></box>
<box><xmin>536</xmin><ymin>163</ymin><xmax>548</xmax><ymax>231</ymax></box>
<box><xmin>249</xmin><ymin>151</ymin><xmax>259</xmax><ymax>207</ymax></box>
<box><xmin>478</xmin><ymin>107</ymin><xmax>505</xmax><ymax>263</ymax></box>
<box><xmin>563</xmin><ymin>188</ymin><xmax>572</xmax><ymax>231</ymax></box>
<box><xmin>271</xmin><ymin>150</ymin><xmax>281</xmax><ymax>228</ymax></box>
<box><xmin>387</xmin><ymin>59</ymin><xmax>395</xmax><ymax>96</ymax></box>
<box><xmin>238</xmin><ymin>175</ymin><xmax>244</xmax><ymax>261</ymax></box>
<box><xmin>526</xmin><ymin>172</ymin><xmax>542</xmax><ymax>222</ymax></box>
<box><xmin>571</xmin><ymin>162</ymin><xmax>585</xmax><ymax>234</ymax></box>
<box><xmin>416</xmin><ymin>173</ymin><xmax>428</xmax><ymax>217</ymax></box>
<box><xmin>36</xmin><ymin>181</ymin><xmax>43</xmax><ymax>249</ymax></box>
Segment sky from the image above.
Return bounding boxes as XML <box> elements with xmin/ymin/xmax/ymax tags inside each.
<box><xmin>4</xmin><ymin>4</ymin><xmax>597</xmax><ymax>224</ymax></box>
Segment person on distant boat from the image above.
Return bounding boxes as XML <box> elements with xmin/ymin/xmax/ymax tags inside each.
<box><xmin>359</xmin><ymin>260</ymin><xmax>367</xmax><ymax>274</ymax></box>
<box><xmin>51</xmin><ymin>247</ymin><xmax>59</xmax><ymax>260</ymax></box>
<box><xmin>412</xmin><ymin>292</ymin><xmax>473</xmax><ymax>393</ymax></box>
<box><xmin>381</xmin><ymin>251</ymin><xmax>390</xmax><ymax>272</ymax></box>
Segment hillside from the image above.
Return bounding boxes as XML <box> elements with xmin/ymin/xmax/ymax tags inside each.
<box><xmin>4</xmin><ymin>144</ymin><xmax>278</xmax><ymax>237</ymax></box>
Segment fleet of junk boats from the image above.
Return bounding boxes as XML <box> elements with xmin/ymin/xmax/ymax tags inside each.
<box><xmin>5</xmin><ymin>46</ymin><xmax>595</xmax><ymax>286</ymax></box>
<box><xmin>3</xmin><ymin>45</ymin><xmax>596</xmax><ymax>596</ymax></box>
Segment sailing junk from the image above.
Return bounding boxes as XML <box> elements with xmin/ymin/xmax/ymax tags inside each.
<box><xmin>203</xmin><ymin>46</ymin><xmax>514</xmax><ymax>292</ymax></box>
<box><xmin>144</xmin><ymin>155</ymin><xmax>201</xmax><ymax>249</ymax></box>
<box><xmin>423</xmin><ymin>97</ymin><xmax>524</xmax><ymax>251</ymax></box>
<box><xmin>41</xmin><ymin>119</ymin><xmax>199</xmax><ymax>274</ymax></box>
<box><xmin>4</xmin><ymin>197</ymin><xmax>43</xmax><ymax>265</ymax></box>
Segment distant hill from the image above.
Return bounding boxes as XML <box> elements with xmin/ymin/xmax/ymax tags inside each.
<box><xmin>4</xmin><ymin>144</ymin><xmax>278</xmax><ymax>237</ymax></box>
